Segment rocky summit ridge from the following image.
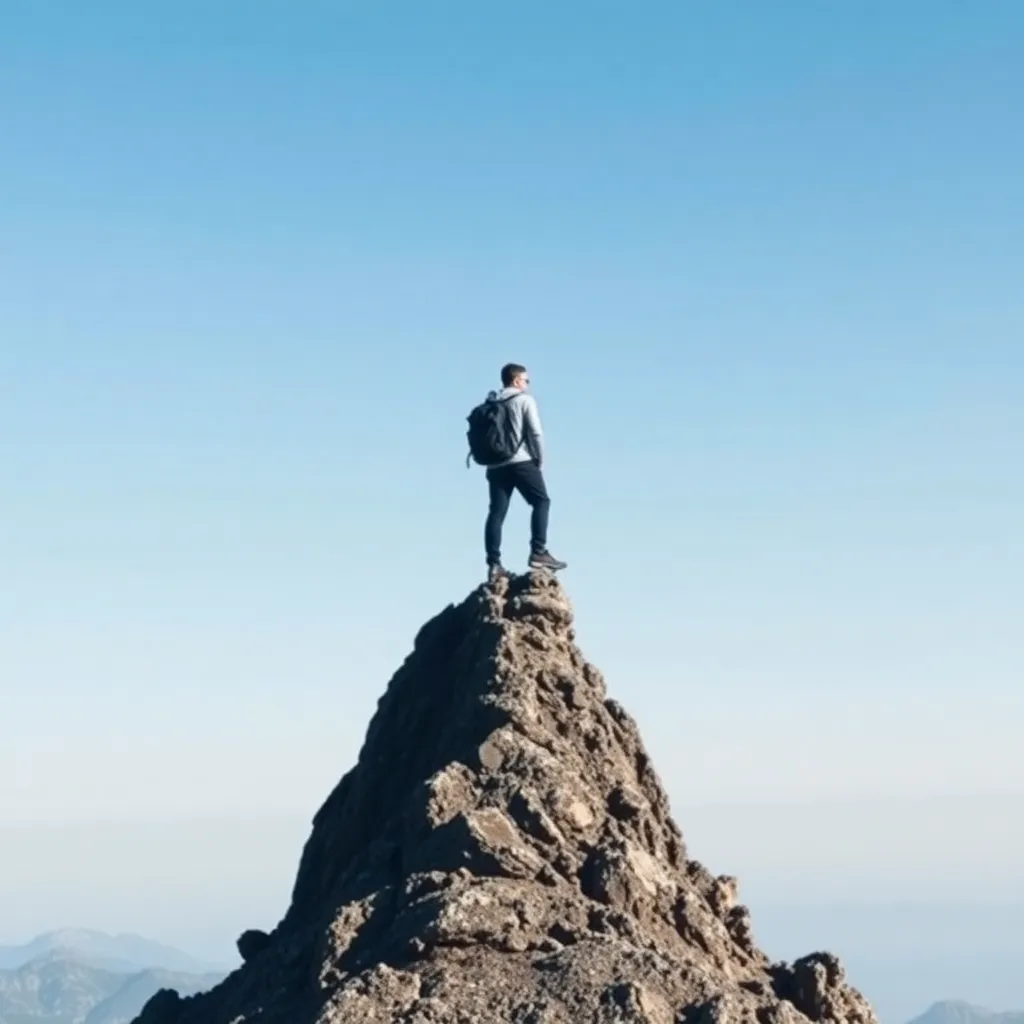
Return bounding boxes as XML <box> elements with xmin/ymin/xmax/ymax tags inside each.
<box><xmin>136</xmin><ymin>573</ymin><xmax>878</xmax><ymax>1024</ymax></box>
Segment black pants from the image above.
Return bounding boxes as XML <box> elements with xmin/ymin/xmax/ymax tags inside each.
<box><xmin>485</xmin><ymin>460</ymin><xmax>550</xmax><ymax>565</ymax></box>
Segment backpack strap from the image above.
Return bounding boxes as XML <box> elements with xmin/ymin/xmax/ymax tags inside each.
<box><xmin>497</xmin><ymin>391</ymin><xmax>528</xmax><ymax>458</ymax></box>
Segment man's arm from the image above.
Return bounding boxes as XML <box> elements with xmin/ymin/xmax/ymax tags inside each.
<box><xmin>522</xmin><ymin>395</ymin><xmax>545</xmax><ymax>466</ymax></box>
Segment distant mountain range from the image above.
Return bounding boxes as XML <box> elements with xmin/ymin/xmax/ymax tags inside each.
<box><xmin>0</xmin><ymin>931</ymin><xmax>221</xmax><ymax>975</ymax></box>
<box><xmin>0</xmin><ymin>932</ymin><xmax>224</xmax><ymax>1024</ymax></box>
<box><xmin>907</xmin><ymin>1004</ymin><xmax>1024</xmax><ymax>1024</ymax></box>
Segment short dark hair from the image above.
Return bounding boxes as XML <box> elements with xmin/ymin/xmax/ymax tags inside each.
<box><xmin>501</xmin><ymin>363</ymin><xmax>527</xmax><ymax>387</ymax></box>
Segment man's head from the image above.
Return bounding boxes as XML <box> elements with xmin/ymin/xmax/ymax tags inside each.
<box><xmin>501</xmin><ymin>363</ymin><xmax>529</xmax><ymax>390</ymax></box>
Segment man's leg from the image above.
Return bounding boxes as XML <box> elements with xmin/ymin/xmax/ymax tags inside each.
<box><xmin>511</xmin><ymin>462</ymin><xmax>551</xmax><ymax>555</ymax></box>
<box><xmin>485</xmin><ymin>469</ymin><xmax>515</xmax><ymax>567</ymax></box>
<box><xmin>513</xmin><ymin>462</ymin><xmax>567</xmax><ymax>569</ymax></box>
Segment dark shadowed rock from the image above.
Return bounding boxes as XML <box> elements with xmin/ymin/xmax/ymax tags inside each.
<box><xmin>133</xmin><ymin>573</ymin><xmax>878</xmax><ymax>1024</ymax></box>
<box><xmin>137</xmin><ymin>987</ymin><xmax>183</xmax><ymax>1024</ymax></box>
<box><xmin>236</xmin><ymin>929</ymin><xmax>272</xmax><ymax>963</ymax></box>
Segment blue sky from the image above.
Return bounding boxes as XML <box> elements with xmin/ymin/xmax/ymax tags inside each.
<box><xmin>2</xmin><ymin>1</ymin><xmax>1022</xmax><ymax>981</ymax></box>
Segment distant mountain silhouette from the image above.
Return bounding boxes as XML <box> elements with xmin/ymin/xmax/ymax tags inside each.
<box><xmin>0</xmin><ymin>932</ymin><xmax>219</xmax><ymax>975</ymax></box>
<box><xmin>84</xmin><ymin>968</ymin><xmax>222</xmax><ymax>1024</ymax></box>
<box><xmin>907</xmin><ymin>1003</ymin><xmax>1024</xmax><ymax>1024</ymax></box>
<box><xmin>0</xmin><ymin>949</ymin><xmax>221</xmax><ymax>1024</ymax></box>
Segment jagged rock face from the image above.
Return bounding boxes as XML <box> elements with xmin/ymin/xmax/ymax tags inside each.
<box><xmin>135</xmin><ymin>574</ymin><xmax>878</xmax><ymax>1024</ymax></box>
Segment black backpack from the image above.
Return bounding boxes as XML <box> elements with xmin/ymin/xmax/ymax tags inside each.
<box><xmin>465</xmin><ymin>392</ymin><xmax>524</xmax><ymax>467</ymax></box>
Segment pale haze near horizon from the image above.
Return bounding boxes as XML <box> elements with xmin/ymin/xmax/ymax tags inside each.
<box><xmin>1</xmin><ymin>4</ymin><xmax>1022</xmax><ymax>1022</ymax></box>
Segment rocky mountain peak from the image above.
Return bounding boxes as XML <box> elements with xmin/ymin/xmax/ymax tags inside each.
<box><xmin>135</xmin><ymin>572</ymin><xmax>878</xmax><ymax>1024</ymax></box>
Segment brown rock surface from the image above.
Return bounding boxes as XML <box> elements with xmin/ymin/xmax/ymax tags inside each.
<box><xmin>134</xmin><ymin>573</ymin><xmax>878</xmax><ymax>1024</ymax></box>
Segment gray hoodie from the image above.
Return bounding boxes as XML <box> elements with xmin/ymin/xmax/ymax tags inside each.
<box><xmin>487</xmin><ymin>386</ymin><xmax>545</xmax><ymax>468</ymax></box>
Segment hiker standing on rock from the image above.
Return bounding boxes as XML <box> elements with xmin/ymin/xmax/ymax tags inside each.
<box><xmin>466</xmin><ymin>363</ymin><xmax>568</xmax><ymax>579</ymax></box>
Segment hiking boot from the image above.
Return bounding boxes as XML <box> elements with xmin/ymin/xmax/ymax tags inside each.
<box><xmin>528</xmin><ymin>550</ymin><xmax>567</xmax><ymax>572</ymax></box>
<box><xmin>487</xmin><ymin>563</ymin><xmax>508</xmax><ymax>582</ymax></box>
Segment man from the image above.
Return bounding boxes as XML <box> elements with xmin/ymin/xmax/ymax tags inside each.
<box><xmin>481</xmin><ymin>363</ymin><xmax>567</xmax><ymax>579</ymax></box>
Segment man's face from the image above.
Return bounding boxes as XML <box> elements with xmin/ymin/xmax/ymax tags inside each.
<box><xmin>514</xmin><ymin>371</ymin><xmax>530</xmax><ymax>391</ymax></box>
